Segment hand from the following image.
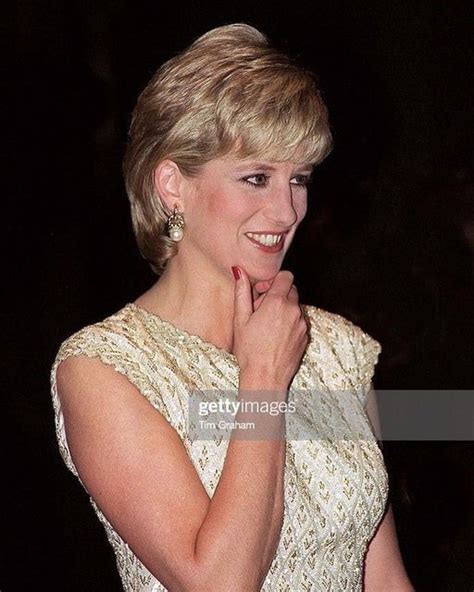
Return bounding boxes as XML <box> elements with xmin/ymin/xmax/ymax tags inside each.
<box><xmin>231</xmin><ymin>266</ymin><xmax>309</xmax><ymax>389</ymax></box>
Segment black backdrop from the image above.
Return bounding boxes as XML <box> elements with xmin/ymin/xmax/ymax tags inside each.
<box><xmin>6</xmin><ymin>1</ymin><xmax>473</xmax><ymax>590</ymax></box>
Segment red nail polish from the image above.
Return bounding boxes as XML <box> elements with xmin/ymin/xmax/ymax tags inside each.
<box><xmin>231</xmin><ymin>266</ymin><xmax>241</xmax><ymax>280</ymax></box>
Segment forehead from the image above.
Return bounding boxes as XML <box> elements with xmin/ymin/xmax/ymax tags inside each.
<box><xmin>207</xmin><ymin>156</ymin><xmax>314</xmax><ymax>173</ymax></box>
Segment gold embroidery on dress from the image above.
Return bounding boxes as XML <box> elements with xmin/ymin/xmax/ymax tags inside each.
<box><xmin>50</xmin><ymin>303</ymin><xmax>388</xmax><ymax>591</ymax></box>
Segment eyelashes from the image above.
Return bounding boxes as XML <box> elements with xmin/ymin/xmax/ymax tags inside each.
<box><xmin>241</xmin><ymin>174</ymin><xmax>270</xmax><ymax>187</ymax></box>
<box><xmin>292</xmin><ymin>174</ymin><xmax>313</xmax><ymax>187</ymax></box>
<box><xmin>241</xmin><ymin>173</ymin><xmax>312</xmax><ymax>188</ymax></box>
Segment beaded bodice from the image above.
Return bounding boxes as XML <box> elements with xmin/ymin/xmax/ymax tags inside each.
<box><xmin>50</xmin><ymin>302</ymin><xmax>388</xmax><ymax>591</ymax></box>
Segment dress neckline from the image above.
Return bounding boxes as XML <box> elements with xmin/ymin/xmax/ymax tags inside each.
<box><xmin>125</xmin><ymin>302</ymin><xmax>239</xmax><ymax>363</ymax></box>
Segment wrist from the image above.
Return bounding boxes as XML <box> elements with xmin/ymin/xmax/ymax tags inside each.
<box><xmin>239</xmin><ymin>369</ymin><xmax>289</xmax><ymax>394</ymax></box>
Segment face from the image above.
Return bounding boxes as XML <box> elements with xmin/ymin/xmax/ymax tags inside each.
<box><xmin>181</xmin><ymin>155</ymin><xmax>312</xmax><ymax>284</ymax></box>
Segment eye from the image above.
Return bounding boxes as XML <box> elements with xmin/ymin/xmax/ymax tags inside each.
<box><xmin>241</xmin><ymin>173</ymin><xmax>270</xmax><ymax>187</ymax></box>
<box><xmin>290</xmin><ymin>174</ymin><xmax>312</xmax><ymax>187</ymax></box>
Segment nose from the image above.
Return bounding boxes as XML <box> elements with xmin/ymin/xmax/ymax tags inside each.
<box><xmin>263</xmin><ymin>182</ymin><xmax>300</xmax><ymax>228</ymax></box>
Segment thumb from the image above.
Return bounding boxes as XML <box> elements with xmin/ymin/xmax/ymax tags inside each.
<box><xmin>253</xmin><ymin>291</ymin><xmax>267</xmax><ymax>311</ymax></box>
<box><xmin>232</xmin><ymin>266</ymin><xmax>253</xmax><ymax>329</ymax></box>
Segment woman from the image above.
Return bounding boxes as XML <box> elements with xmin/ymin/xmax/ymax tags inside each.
<box><xmin>51</xmin><ymin>24</ymin><xmax>414</xmax><ymax>591</ymax></box>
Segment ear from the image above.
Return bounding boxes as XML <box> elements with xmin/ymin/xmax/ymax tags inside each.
<box><xmin>153</xmin><ymin>159</ymin><xmax>185</xmax><ymax>212</ymax></box>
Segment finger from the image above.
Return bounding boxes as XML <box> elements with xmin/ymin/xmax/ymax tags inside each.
<box><xmin>267</xmin><ymin>270</ymin><xmax>295</xmax><ymax>297</ymax></box>
<box><xmin>253</xmin><ymin>291</ymin><xmax>267</xmax><ymax>311</ymax></box>
<box><xmin>232</xmin><ymin>266</ymin><xmax>253</xmax><ymax>328</ymax></box>
<box><xmin>287</xmin><ymin>284</ymin><xmax>299</xmax><ymax>304</ymax></box>
<box><xmin>254</xmin><ymin>279</ymin><xmax>273</xmax><ymax>294</ymax></box>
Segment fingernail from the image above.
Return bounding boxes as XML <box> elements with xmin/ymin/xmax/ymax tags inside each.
<box><xmin>231</xmin><ymin>266</ymin><xmax>241</xmax><ymax>280</ymax></box>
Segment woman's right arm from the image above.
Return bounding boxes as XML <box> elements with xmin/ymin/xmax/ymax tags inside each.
<box><xmin>56</xmin><ymin>270</ymin><xmax>308</xmax><ymax>592</ymax></box>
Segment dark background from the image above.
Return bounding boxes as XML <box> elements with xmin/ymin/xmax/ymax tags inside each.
<box><xmin>6</xmin><ymin>0</ymin><xmax>473</xmax><ymax>590</ymax></box>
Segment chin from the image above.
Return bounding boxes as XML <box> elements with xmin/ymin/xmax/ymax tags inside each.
<box><xmin>235</xmin><ymin>258</ymin><xmax>282</xmax><ymax>284</ymax></box>
<box><xmin>250</xmin><ymin>270</ymin><xmax>280</xmax><ymax>284</ymax></box>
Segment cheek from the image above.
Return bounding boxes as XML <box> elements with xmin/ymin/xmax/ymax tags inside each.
<box><xmin>205</xmin><ymin>192</ymin><xmax>221</xmax><ymax>215</ymax></box>
<box><xmin>296</xmin><ymin>197</ymin><xmax>308</xmax><ymax>221</ymax></box>
<box><xmin>212</xmin><ymin>191</ymin><xmax>253</xmax><ymax>221</ymax></box>
<box><xmin>192</xmin><ymin>189</ymin><xmax>223</xmax><ymax>228</ymax></box>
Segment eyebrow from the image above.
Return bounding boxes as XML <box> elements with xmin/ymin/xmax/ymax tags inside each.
<box><xmin>233</xmin><ymin>162</ymin><xmax>276</xmax><ymax>172</ymax></box>
<box><xmin>233</xmin><ymin>162</ymin><xmax>314</xmax><ymax>173</ymax></box>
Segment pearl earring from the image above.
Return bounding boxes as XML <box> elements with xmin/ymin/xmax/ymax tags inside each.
<box><xmin>167</xmin><ymin>204</ymin><xmax>185</xmax><ymax>242</ymax></box>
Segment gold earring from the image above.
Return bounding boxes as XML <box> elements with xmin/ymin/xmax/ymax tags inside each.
<box><xmin>167</xmin><ymin>204</ymin><xmax>185</xmax><ymax>242</ymax></box>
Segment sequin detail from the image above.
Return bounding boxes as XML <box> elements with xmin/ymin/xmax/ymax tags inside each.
<box><xmin>50</xmin><ymin>303</ymin><xmax>388</xmax><ymax>591</ymax></box>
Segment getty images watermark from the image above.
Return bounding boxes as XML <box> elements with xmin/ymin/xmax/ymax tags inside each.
<box><xmin>196</xmin><ymin>397</ymin><xmax>295</xmax><ymax>434</ymax></box>
<box><xmin>187</xmin><ymin>388</ymin><xmax>474</xmax><ymax>442</ymax></box>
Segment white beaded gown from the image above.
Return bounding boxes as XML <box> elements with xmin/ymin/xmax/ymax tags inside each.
<box><xmin>50</xmin><ymin>302</ymin><xmax>389</xmax><ymax>591</ymax></box>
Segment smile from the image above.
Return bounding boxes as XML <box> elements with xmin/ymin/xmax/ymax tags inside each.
<box><xmin>245</xmin><ymin>232</ymin><xmax>284</xmax><ymax>246</ymax></box>
<box><xmin>244</xmin><ymin>232</ymin><xmax>286</xmax><ymax>253</ymax></box>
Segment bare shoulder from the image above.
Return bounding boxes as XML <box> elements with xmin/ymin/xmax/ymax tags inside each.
<box><xmin>56</xmin><ymin>353</ymin><xmax>143</xmax><ymax>411</ymax></box>
<box><xmin>51</xmin><ymin>304</ymin><xmax>169</xmax><ymax>423</ymax></box>
<box><xmin>55</xmin><ymin>353</ymin><xmax>211</xmax><ymax>589</ymax></box>
<box><xmin>55</xmin><ymin>354</ymin><xmax>184</xmax><ymax>478</ymax></box>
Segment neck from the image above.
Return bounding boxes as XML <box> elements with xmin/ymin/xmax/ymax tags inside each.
<box><xmin>134</xmin><ymin>253</ymin><xmax>260</xmax><ymax>353</ymax></box>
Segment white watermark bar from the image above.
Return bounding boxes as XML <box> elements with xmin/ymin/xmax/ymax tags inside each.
<box><xmin>187</xmin><ymin>389</ymin><xmax>474</xmax><ymax>442</ymax></box>
<box><xmin>188</xmin><ymin>389</ymin><xmax>290</xmax><ymax>441</ymax></box>
<box><xmin>375</xmin><ymin>389</ymin><xmax>474</xmax><ymax>441</ymax></box>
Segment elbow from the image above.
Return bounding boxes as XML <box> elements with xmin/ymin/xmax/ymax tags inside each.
<box><xmin>176</xmin><ymin>542</ymin><xmax>268</xmax><ymax>592</ymax></box>
<box><xmin>175</xmin><ymin>578</ymin><xmax>261</xmax><ymax>592</ymax></box>
<box><xmin>156</xmin><ymin>537</ymin><xmax>270</xmax><ymax>592</ymax></box>
<box><xmin>186</xmin><ymin>570</ymin><xmax>263</xmax><ymax>592</ymax></box>
<box><xmin>394</xmin><ymin>579</ymin><xmax>416</xmax><ymax>592</ymax></box>
<box><xmin>365</xmin><ymin>574</ymin><xmax>416</xmax><ymax>592</ymax></box>
<box><xmin>389</xmin><ymin>584</ymin><xmax>415</xmax><ymax>592</ymax></box>
<box><xmin>163</xmin><ymin>560</ymin><xmax>263</xmax><ymax>592</ymax></box>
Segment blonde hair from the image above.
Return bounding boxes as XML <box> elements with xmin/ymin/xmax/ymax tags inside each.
<box><xmin>123</xmin><ymin>23</ymin><xmax>333</xmax><ymax>275</ymax></box>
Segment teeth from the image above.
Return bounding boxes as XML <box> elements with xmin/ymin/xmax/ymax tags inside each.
<box><xmin>247</xmin><ymin>233</ymin><xmax>283</xmax><ymax>246</ymax></box>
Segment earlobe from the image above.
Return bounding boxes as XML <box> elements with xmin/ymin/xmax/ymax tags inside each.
<box><xmin>153</xmin><ymin>159</ymin><xmax>183</xmax><ymax>211</ymax></box>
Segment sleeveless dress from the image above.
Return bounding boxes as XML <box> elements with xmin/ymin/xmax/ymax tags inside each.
<box><xmin>50</xmin><ymin>302</ymin><xmax>389</xmax><ymax>591</ymax></box>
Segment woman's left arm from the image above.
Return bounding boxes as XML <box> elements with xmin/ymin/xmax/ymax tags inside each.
<box><xmin>363</xmin><ymin>386</ymin><xmax>416</xmax><ymax>591</ymax></box>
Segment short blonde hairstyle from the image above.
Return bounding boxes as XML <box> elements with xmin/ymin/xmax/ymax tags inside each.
<box><xmin>123</xmin><ymin>23</ymin><xmax>333</xmax><ymax>275</ymax></box>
